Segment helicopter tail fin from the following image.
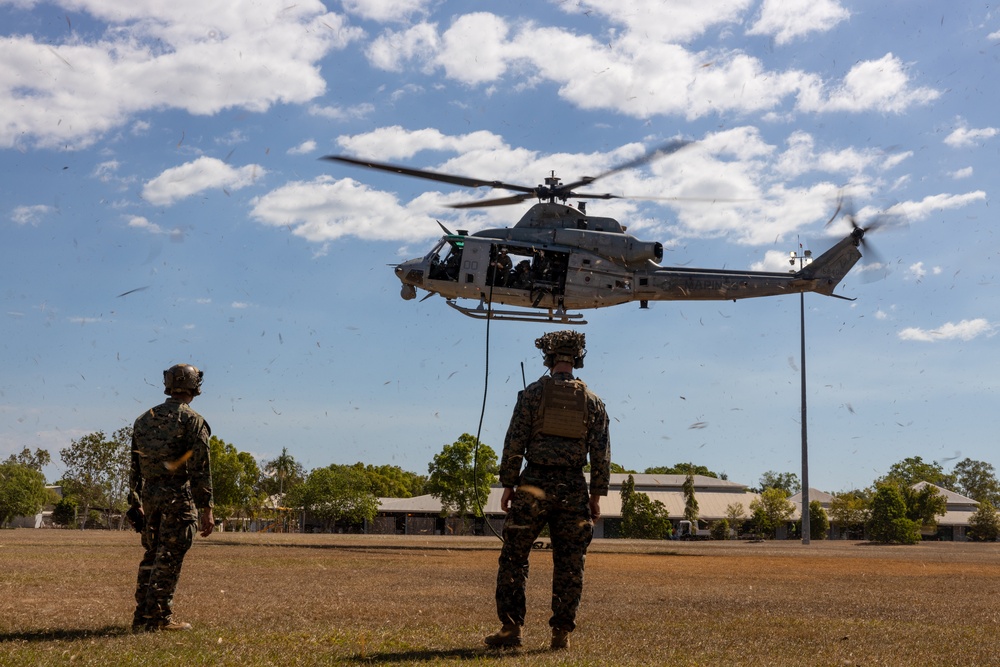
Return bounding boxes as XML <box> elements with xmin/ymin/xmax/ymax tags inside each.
<box><xmin>797</xmin><ymin>234</ymin><xmax>862</xmax><ymax>296</ymax></box>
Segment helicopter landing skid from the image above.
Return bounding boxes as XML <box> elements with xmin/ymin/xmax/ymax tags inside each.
<box><xmin>446</xmin><ymin>300</ymin><xmax>587</xmax><ymax>324</ymax></box>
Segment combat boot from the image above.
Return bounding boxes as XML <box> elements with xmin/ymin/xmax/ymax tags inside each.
<box><xmin>550</xmin><ymin>627</ymin><xmax>571</xmax><ymax>650</ymax></box>
<box><xmin>150</xmin><ymin>620</ymin><xmax>193</xmax><ymax>632</ymax></box>
<box><xmin>484</xmin><ymin>623</ymin><xmax>522</xmax><ymax>648</ymax></box>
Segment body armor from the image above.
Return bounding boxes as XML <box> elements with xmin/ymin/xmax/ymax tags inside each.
<box><xmin>533</xmin><ymin>377</ymin><xmax>589</xmax><ymax>439</ymax></box>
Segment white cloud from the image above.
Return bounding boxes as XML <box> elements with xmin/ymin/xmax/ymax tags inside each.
<box><xmin>944</xmin><ymin>124</ymin><xmax>999</xmax><ymax>148</ymax></box>
<box><xmin>366</xmin><ymin>22</ymin><xmax>440</xmax><ymax>71</ymax></box>
<box><xmin>288</xmin><ymin>140</ymin><xmax>318</xmax><ymax>156</ymax></box>
<box><xmin>250</xmin><ymin>175</ymin><xmax>440</xmax><ymax>243</ymax></box>
<box><xmin>435</xmin><ymin>13</ymin><xmax>511</xmax><ymax>85</ymax></box>
<box><xmin>797</xmin><ymin>54</ymin><xmax>940</xmax><ymax>113</ymax></box>
<box><xmin>365</xmin><ymin>13</ymin><xmax>937</xmax><ymax>122</ymax></box>
<box><xmin>748</xmin><ymin>0</ymin><xmax>850</xmax><ymax>45</ymax></box>
<box><xmin>142</xmin><ymin>157</ymin><xmax>265</xmax><ymax>206</ymax></box>
<box><xmin>127</xmin><ymin>216</ymin><xmax>164</xmax><ymax>234</ymax></box>
<box><xmin>11</xmin><ymin>204</ymin><xmax>53</xmax><ymax>226</ymax></box>
<box><xmin>908</xmin><ymin>262</ymin><xmax>926</xmax><ymax>281</ymax></box>
<box><xmin>898</xmin><ymin>319</ymin><xmax>996</xmax><ymax>342</ymax></box>
<box><xmin>774</xmin><ymin>131</ymin><xmax>881</xmax><ymax>178</ymax></box>
<box><xmin>557</xmin><ymin>0</ymin><xmax>753</xmax><ymax>43</ymax></box>
<box><xmin>885</xmin><ymin>191</ymin><xmax>987</xmax><ymax>222</ymax></box>
<box><xmin>750</xmin><ymin>249</ymin><xmax>800</xmax><ymax>272</ymax></box>
<box><xmin>0</xmin><ymin>1</ymin><xmax>364</xmax><ymax>149</ymax></box>
<box><xmin>231</xmin><ymin>302</ymin><xmax>252</xmax><ymax>309</ymax></box>
<box><xmin>342</xmin><ymin>0</ymin><xmax>431</xmax><ymax>23</ymax></box>
<box><xmin>308</xmin><ymin>103</ymin><xmax>375</xmax><ymax>121</ymax></box>
<box><xmin>949</xmin><ymin>166</ymin><xmax>973</xmax><ymax>179</ymax></box>
<box><xmin>335</xmin><ymin>126</ymin><xmax>506</xmax><ymax>160</ymax></box>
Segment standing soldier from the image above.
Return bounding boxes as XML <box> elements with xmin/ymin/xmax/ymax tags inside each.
<box><xmin>484</xmin><ymin>331</ymin><xmax>611</xmax><ymax>651</ymax></box>
<box><xmin>129</xmin><ymin>363</ymin><xmax>215</xmax><ymax>632</ymax></box>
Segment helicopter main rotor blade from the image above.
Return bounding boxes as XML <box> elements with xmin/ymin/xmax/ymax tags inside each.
<box><xmin>449</xmin><ymin>193</ymin><xmax>537</xmax><ymax>209</ymax></box>
<box><xmin>321</xmin><ymin>155</ymin><xmax>536</xmax><ymax>194</ymax></box>
<box><xmin>558</xmin><ymin>139</ymin><xmax>692</xmax><ymax>192</ymax></box>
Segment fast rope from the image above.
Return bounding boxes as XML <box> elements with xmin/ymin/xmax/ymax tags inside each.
<box><xmin>472</xmin><ymin>280</ymin><xmax>504</xmax><ymax>541</ymax></box>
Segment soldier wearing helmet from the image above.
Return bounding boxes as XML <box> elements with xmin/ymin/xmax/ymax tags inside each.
<box><xmin>485</xmin><ymin>331</ymin><xmax>611</xmax><ymax>651</ymax></box>
<box><xmin>129</xmin><ymin>363</ymin><xmax>214</xmax><ymax>632</ymax></box>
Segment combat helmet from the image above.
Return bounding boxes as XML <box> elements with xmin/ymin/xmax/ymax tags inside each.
<box><xmin>535</xmin><ymin>330</ymin><xmax>586</xmax><ymax>369</ymax></box>
<box><xmin>163</xmin><ymin>363</ymin><xmax>203</xmax><ymax>396</ymax></box>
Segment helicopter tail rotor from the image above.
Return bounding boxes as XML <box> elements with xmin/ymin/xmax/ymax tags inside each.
<box><xmin>825</xmin><ymin>194</ymin><xmax>903</xmax><ymax>282</ymax></box>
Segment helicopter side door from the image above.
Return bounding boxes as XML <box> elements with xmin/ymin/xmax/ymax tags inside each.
<box><xmin>453</xmin><ymin>237</ymin><xmax>489</xmax><ymax>299</ymax></box>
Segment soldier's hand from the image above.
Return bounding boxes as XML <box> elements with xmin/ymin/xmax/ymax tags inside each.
<box><xmin>199</xmin><ymin>508</ymin><xmax>215</xmax><ymax>537</ymax></box>
<box><xmin>500</xmin><ymin>487</ymin><xmax>515</xmax><ymax>513</ymax></box>
<box><xmin>588</xmin><ymin>495</ymin><xmax>601</xmax><ymax>521</ymax></box>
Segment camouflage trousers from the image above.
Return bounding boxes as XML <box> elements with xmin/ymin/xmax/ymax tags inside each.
<box><xmin>495</xmin><ymin>470</ymin><xmax>594</xmax><ymax>631</ymax></box>
<box><xmin>133</xmin><ymin>489</ymin><xmax>197</xmax><ymax>627</ymax></box>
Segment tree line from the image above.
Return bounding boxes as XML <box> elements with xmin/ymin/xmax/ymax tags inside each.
<box><xmin>4</xmin><ymin>433</ymin><xmax>1000</xmax><ymax>544</ymax></box>
<box><xmin>615</xmin><ymin>457</ymin><xmax>1000</xmax><ymax>544</ymax></box>
<box><xmin>0</xmin><ymin>431</ymin><xmax>497</xmax><ymax>532</ymax></box>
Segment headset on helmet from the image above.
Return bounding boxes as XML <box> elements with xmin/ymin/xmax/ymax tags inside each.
<box><xmin>163</xmin><ymin>363</ymin><xmax>203</xmax><ymax>396</ymax></box>
<box><xmin>535</xmin><ymin>330</ymin><xmax>587</xmax><ymax>369</ymax></box>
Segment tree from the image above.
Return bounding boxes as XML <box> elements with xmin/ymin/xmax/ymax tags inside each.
<box><xmin>758</xmin><ymin>471</ymin><xmax>800</xmax><ymax>495</ymax></box>
<box><xmin>585</xmin><ymin>461</ymin><xmax>633</xmax><ymax>474</ymax></box>
<box><xmin>210</xmin><ymin>436</ymin><xmax>263</xmax><ymax>528</ymax></box>
<box><xmin>620</xmin><ymin>475</ymin><xmax>671</xmax><ymax>539</ymax></box>
<box><xmin>867</xmin><ymin>484</ymin><xmax>921</xmax><ymax>544</ymax></box>
<box><xmin>829</xmin><ymin>491</ymin><xmax>869</xmax><ymax>539</ymax></box>
<box><xmin>644</xmin><ymin>463</ymin><xmax>720</xmax><ymax>479</ymax></box>
<box><xmin>287</xmin><ymin>465</ymin><xmax>379</xmax><ymax>532</ymax></box>
<box><xmin>750</xmin><ymin>488</ymin><xmax>794</xmax><ymax>539</ymax></box>
<box><xmin>806</xmin><ymin>500</ymin><xmax>829</xmax><ymax>540</ymax></box>
<box><xmin>967</xmin><ymin>500</ymin><xmax>1000</xmax><ymax>542</ymax></box>
<box><xmin>59</xmin><ymin>428</ymin><xmax>131</xmax><ymax>529</ymax></box>
<box><xmin>0</xmin><ymin>462</ymin><xmax>48</xmax><ymax>527</ymax></box>
<box><xmin>952</xmin><ymin>458</ymin><xmax>1000</xmax><ymax>505</ymax></box>
<box><xmin>426</xmin><ymin>434</ymin><xmax>498</xmax><ymax>524</ymax></box>
<box><xmin>709</xmin><ymin>519</ymin><xmax>731</xmax><ymax>540</ymax></box>
<box><xmin>352</xmin><ymin>463</ymin><xmax>427</xmax><ymax>498</ymax></box>
<box><xmin>682</xmin><ymin>474</ymin><xmax>699</xmax><ymax>523</ymax></box>
<box><xmin>882</xmin><ymin>456</ymin><xmax>956</xmax><ymax>490</ymax></box>
<box><xmin>725</xmin><ymin>502</ymin><xmax>747</xmax><ymax>537</ymax></box>
<box><xmin>260</xmin><ymin>447</ymin><xmax>305</xmax><ymax>499</ymax></box>
<box><xmin>4</xmin><ymin>447</ymin><xmax>51</xmax><ymax>472</ymax></box>
<box><xmin>901</xmin><ymin>483</ymin><xmax>947</xmax><ymax>533</ymax></box>
<box><xmin>51</xmin><ymin>496</ymin><xmax>78</xmax><ymax>528</ymax></box>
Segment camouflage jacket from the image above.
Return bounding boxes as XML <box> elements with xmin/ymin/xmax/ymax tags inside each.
<box><xmin>499</xmin><ymin>372</ymin><xmax>611</xmax><ymax>496</ymax></box>
<box><xmin>129</xmin><ymin>398</ymin><xmax>213</xmax><ymax>509</ymax></box>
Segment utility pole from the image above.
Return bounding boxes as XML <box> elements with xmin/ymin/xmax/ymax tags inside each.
<box><xmin>790</xmin><ymin>246</ymin><xmax>812</xmax><ymax>545</ymax></box>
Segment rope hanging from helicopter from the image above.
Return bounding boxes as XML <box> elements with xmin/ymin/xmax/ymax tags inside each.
<box><xmin>471</xmin><ymin>279</ymin><xmax>504</xmax><ymax>541</ymax></box>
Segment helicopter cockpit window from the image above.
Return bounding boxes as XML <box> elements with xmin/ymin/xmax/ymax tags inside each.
<box><xmin>428</xmin><ymin>239</ymin><xmax>462</xmax><ymax>281</ymax></box>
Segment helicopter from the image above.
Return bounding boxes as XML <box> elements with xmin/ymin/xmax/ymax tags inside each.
<box><xmin>322</xmin><ymin>141</ymin><xmax>881</xmax><ymax>324</ymax></box>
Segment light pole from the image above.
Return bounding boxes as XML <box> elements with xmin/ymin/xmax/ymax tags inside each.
<box><xmin>790</xmin><ymin>247</ymin><xmax>812</xmax><ymax>545</ymax></box>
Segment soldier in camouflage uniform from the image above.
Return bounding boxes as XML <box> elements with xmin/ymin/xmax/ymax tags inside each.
<box><xmin>129</xmin><ymin>363</ymin><xmax>215</xmax><ymax>632</ymax></box>
<box><xmin>484</xmin><ymin>331</ymin><xmax>611</xmax><ymax>651</ymax></box>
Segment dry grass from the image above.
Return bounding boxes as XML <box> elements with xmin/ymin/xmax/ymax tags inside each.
<box><xmin>2</xmin><ymin>531</ymin><xmax>1000</xmax><ymax>666</ymax></box>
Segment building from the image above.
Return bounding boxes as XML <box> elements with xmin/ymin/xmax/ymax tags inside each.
<box><xmin>372</xmin><ymin>473</ymin><xmax>760</xmax><ymax>538</ymax></box>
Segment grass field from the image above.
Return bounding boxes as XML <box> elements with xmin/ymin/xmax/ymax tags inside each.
<box><xmin>2</xmin><ymin>531</ymin><xmax>1000</xmax><ymax>666</ymax></box>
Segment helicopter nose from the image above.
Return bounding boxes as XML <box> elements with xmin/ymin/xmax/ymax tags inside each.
<box><xmin>394</xmin><ymin>260</ymin><xmax>425</xmax><ymax>287</ymax></box>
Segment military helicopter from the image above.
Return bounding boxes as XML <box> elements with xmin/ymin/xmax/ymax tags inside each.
<box><xmin>322</xmin><ymin>141</ymin><xmax>881</xmax><ymax>324</ymax></box>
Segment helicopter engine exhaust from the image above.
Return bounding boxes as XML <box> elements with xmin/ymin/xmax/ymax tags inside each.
<box><xmin>627</xmin><ymin>240</ymin><xmax>663</xmax><ymax>264</ymax></box>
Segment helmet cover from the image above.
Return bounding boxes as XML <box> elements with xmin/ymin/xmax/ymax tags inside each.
<box><xmin>163</xmin><ymin>363</ymin><xmax>203</xmax><ymax>396</ymax></box>
<box><xmin>535</xmin><ymin>330</ymin><xmax>587</xmax><ymax>369</ymax></box>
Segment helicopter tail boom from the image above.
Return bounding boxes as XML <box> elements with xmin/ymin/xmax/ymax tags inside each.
<box><xmin>796</xmin><ymin>234</ymin><xmax>863</xmax><ymax>296</ymax></box>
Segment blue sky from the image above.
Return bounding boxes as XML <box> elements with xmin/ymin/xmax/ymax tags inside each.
<box><xmin>2</xmin><ymin>0</ymin><xmax>997</xmax><ymax>493</ymax></box>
